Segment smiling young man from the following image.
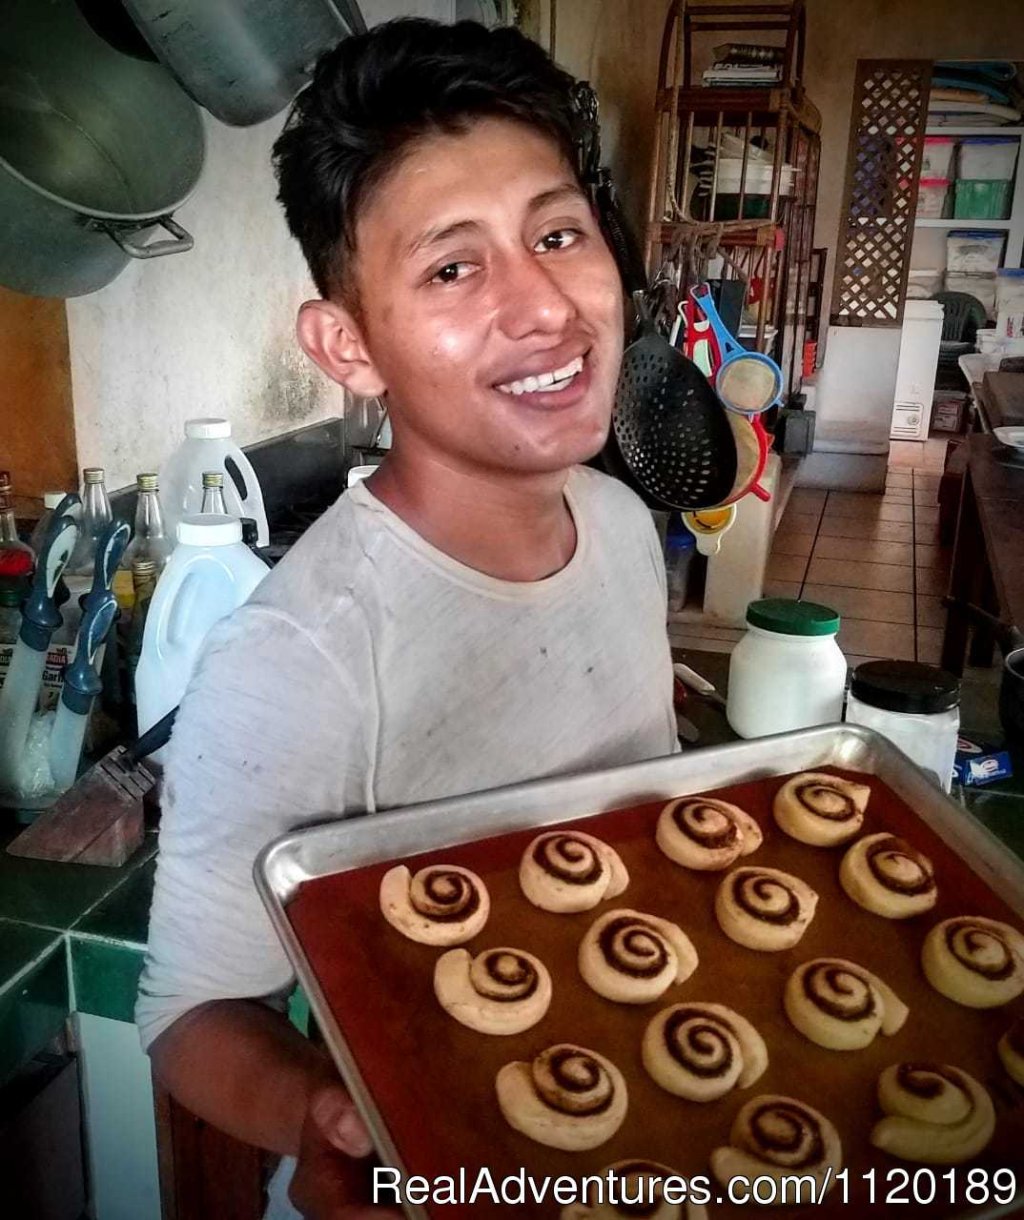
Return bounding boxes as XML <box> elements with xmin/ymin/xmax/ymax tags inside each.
<box><xmin>138</xmin><ymin>19</ymin><xmax>676</xmax><ymax>1220</ymax></box>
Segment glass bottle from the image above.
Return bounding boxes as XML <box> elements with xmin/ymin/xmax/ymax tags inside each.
<box><xmin>0</xmin><ymin>584</ymin><xmax>23</xmax><ymax>694</ymax></box>
<box><xmin>200</xmin><ymin>471</ymin><xmax>227</xmax><ymax>515</ymax></box>
<box><xmin>0</xmin><ymin>472</ymin><xmax>34</xmax><ymax>587</ymax></box>
<box><xmin>70</xmin><ymin>467</ymin><xmax>113</xmax><ymax>577</ymax></box>
<box><xmin>126</xmin><ymin>558</ymin><xmax>158</xmax><ymax>710</ymax></box>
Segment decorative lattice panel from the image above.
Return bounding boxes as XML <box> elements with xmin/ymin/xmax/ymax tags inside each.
<box><xmin>830</xmin><ymin>60</ymin><xmax>931</xmax><ymax>326</ymax></box>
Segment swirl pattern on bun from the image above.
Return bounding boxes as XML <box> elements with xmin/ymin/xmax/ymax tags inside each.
<box><xmin>715</xmin><ymin>866</ymin><xmax>818</xmax><ymax>951</ymax></box>
<box><xmin>643</xmin><ymin>1002</ymin><xmax>768</xmax><ymax>1102</ymax></box>
<box><xmin>379</xmin><ymin>864</ymin><xmax>489</xmax><ymax>945</ymax></box>
<box><xmin>656</xmin><ymin>796</ymin><xmax>763</xmax><ymax>871</ymax></box>
<box><xmin>579</xmin><ymin>909</ymin><xmax>698</xmax><ymax>1004</ymax></box>
<box><xmin>839</xmin><ymin>833</ymin><xmax>937</xmax><ymax>919</ymax></box>
<box><xmin>434</xmin><ymin>947</ymin><xmax>551</xmax><ymax>1035</ymax></box>
<box><xmin>870</xmin><ymin>1063</ymin><xmax>995</xmax><ymax>1164</ymax></box>
<box><xmin>921</xmin><ymin>916</ymin><xmax>1024</xmax><ymax>1008</ymax></box>
<box><xmin>520</xmin><ymin>831</ymin><xmax>629</xmax><ymax>913</ymax></box>
<box><xmin>784</xmin><ymin>958</ymin><xmax>908</xmax><ymax>1050</ymax></box>
<box><xmin>496</xmin><ymin>1044</ymin><xmax>628</xmax><ymax>1151</ymax></box>
<box><xmin>773</xmin><ymin>772</ymin><xmax>870</xmax><ymax>846</ymax></box>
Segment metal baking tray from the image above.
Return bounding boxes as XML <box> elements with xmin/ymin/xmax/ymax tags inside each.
<box><xmin>256</xmin><ymin>724</ymin><xmax>1024</xmax><ymax>1220</ymax></box>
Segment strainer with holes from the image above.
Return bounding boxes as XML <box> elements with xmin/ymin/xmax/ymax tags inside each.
<box><xmin>612</xmin><ymin>291</ymin><xmax>738</xmax><ymax>510</ymax></box>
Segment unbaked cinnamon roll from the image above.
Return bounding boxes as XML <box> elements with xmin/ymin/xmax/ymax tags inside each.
<box><xmin>561</xmin><ymin>1160</ymin><xmax>706</xmax><ymax>1220</ymax></box>
<box><xmin>496</xmin><ymin>1043</ymin><xmax>628</xmax><ymax>1151</ymax></box>
<box><xmin>998</xmin><ymin>1018</ymin><xmax>1024</xmax><ymax>1086</ymax></box>
<box><xmin>711</xmin><ymin>1095</ymin><xmax>842</xmax><ymax>1202</ymax></box>
<box><xmin>870</xmin><ymin>1063</ymin><xmax>995</xmax><ymax>1164</ymax></box>
<box><xmin>784</xmin><ymin>958</ymin><xmax>908</xmax><ymax>1050</ymax></box>
<box><xmin>642</xmin><ymin>1002</ymin><xmax>768</xmax><ymax>1102</ymax></box>
<box><xmin>656</xmin><ymin>796</ymin><xmax>762</xmax><ymax>871</ymax></box>
<box><xmin>839</xmin><ymin>833</ymin><xmax>937</xmax><ymax>919</ymax></box>
<box><xmin>578</xmin><ymin>909</ymin><xmax>698</xmax><ymax>1004</ymax></box>
<box><xmin>379</xmin><ymin>863</ymin><xmax>489</xmax><ymax>945</ymax></box>
<box><xmin>520</xmin><ymin>830</ymin><xmax>629</xmax><ymax>913</ymax></box>
<box><xmin>921</xmin><ymin>915</ymin><xmax>1024</xmax><ymax>1008</ymax></box>
<box><xmin>773</xmin><ymin>771</ymin><xmax>870</xmax><ymax>846</ymax></box>
<box><xmin>434</xmin><ymin>947</ymin><xmax>551</xmax><ymax>1035</ymax></box>
<box><xmin>715</xmin><ymin>866</ymin><xmax>818</xmax><ymax>951</ymax></box>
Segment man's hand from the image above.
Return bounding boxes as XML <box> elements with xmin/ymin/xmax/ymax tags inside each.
<box><xmin>289</xmin><ymin>1082</ymin><xmax>405</xmax><ymax>1219</ymax></box>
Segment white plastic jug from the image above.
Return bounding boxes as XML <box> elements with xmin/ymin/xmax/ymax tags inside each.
<box><xmin>135</xmin><ymin>515</ymin><xmax>269</xmax><ymax>759</ymax></box>
<box><xmin>161</xmin><ymin>418</ymin><xmax>270</xmax><ymax>545</ymax></box>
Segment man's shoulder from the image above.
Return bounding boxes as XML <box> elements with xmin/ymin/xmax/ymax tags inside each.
<box><xmin>570</xmin><ymin>464</ymin><xmax>657</xmax><ymax>533</ymax></box>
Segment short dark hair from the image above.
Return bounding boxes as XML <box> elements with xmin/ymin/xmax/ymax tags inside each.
<box><xmin>272</xmin><ymin>18</ymin><xmax>582</xmax><ymax>301</ymax></box>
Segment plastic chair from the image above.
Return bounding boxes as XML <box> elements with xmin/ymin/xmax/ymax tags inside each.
<box><xmin>931</xmin><ymin>291</ymin><xmax>988</xmax><ymax>350</ymax></box>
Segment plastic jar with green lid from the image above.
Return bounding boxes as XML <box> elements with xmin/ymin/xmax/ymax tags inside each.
<box><xmin>727</xmin><ymin>598</ymin><xmax>847</xmax><ymax>738</ymax></box>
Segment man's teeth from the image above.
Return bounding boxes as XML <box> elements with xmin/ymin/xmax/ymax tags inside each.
<box><xmin>497</xmin><ymin>355</ymin><xmax>584</xmax><ymax>396</ymax></box>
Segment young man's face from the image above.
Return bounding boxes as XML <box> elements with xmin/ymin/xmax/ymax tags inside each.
<box><xmin>349</xmin><ymin>116</ymin><xmax>624</xmax><ymax>479</ymax></box>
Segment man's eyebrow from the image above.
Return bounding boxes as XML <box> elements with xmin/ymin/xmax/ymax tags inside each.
<box><xmin>402</xmin><ymin>182</ymin><xmax>588</xmax><ymax>260</ymax></box>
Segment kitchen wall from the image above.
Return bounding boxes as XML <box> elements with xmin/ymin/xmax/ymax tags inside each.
<box><xmin>65</xmin><ymin>113</ymin><xmax>346</xmax><ymax>493</ymax></box>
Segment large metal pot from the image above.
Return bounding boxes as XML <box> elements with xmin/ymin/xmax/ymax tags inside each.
<box><xmin>0</xmin><ymin>0</ymin><xmax>205</xmax><ymax>298</ymax></box>
<box><xmin>119</xmin><ymin>0</ymin><xmax>366</xmax><ymax>127</ymax></box>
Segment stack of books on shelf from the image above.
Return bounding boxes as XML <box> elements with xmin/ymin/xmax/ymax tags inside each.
<box><xmin>702</xmin><ymin>43</ymin><xmax>784</xmax><ymax>88</ymax></box>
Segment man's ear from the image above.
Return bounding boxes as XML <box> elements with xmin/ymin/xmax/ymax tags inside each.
<box><xmin>296</xmin><ymin>299</ymin><xmax>387</xmax><ymax>398</ymax></box>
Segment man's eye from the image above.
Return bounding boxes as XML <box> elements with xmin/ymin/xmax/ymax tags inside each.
<box><xmin>429</xmin><ymin>262</ymin><xmax>472</xmax><ymax>285</ymax></box>
<box><xmin>535</xmin><ymin>228</ymin><xmax>582</xmax><ymax>252</ymax></box>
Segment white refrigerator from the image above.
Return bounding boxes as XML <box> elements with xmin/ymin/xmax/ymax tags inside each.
<box><xmin>890</xmin><ymin>299</ymin><xmax>945</xmax><ymax>441</ymax></box>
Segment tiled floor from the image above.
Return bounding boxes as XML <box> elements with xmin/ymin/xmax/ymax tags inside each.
<box><xmin>670</xmin><ymin>438</ymin><xmax>953</xmax><ymax>664</ymax></box>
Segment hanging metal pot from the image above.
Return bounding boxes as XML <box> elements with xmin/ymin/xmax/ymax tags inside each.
<box><xmin>118</xmin><ymin>0</ymin><xmax>367</xmax><ymax>127</ymax></box>
<box><xmin>0</xmin><ymin>0</ymin><xmax>205</xmax><ymax>298</ymax></box>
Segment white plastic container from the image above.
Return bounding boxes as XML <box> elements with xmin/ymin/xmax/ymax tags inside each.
<box><xmin>916</xmin><ymin>178</ymin><xmax>949</xmax><ymax>218</ymax></box>
<box><xmin>906</xmin><ymin>268</ymin><xmax>943</xmax><ymax>299</ymax></box>
<box><xmin>946</xmin><ymin>229</ymin><xmax>1006</xmax><ymax>274</ymax></box>
<box><xmin>845</xmin><ymin>661</ymin><xmax>960</xmax><ymax>792</ymax></box>
<box><xmin>714</xmin><ymin>159</ymin><xmax>795</xmax><ymax>197</ymax></box>
<box><xmin>996</xmin><ymin>269</ymin><xmax>1024</xmax><ymax>339</ymax></box>
<box><xmin>921</xmin><ymin>136</ymin><xmax>955</xmax><ymax>179</ymax></box>
<box><xmin>957</xmin><ymin>136</ymin><xmax>1019</xmax><ymax>181</ymax></box>
<box><xmin>160</xmin><ymin>418</ymin><xmax>269</xmax><ymax>546</ymax></box>
<box><xmin>135</xmin><ymin>515</ymin><xmax>269</xmax><ymax>758</ymax></box>
<box><xmin>945</xmin><ymin>271</ymin><xmax>996</xmax><ymax>318</ymax></box>
<box><xmin>726</xmin><ymin>599</ymin><xmax>847</xmax><ymax>739</ymax></box>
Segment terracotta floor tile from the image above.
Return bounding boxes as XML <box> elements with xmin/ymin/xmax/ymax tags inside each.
<box><xmin>802</xmin><ymin>583</ymin><xmax>914</xmax><ymax>625</ymax></box>
<box><xmin>824</xmin><ymin>492</ymin><xmax>886</xmax><ymax>517</ymax></box>
<box><xmin>762</xmin><ymin>579</ymin><xmax>802</xmax><ymax>599</ymax></box>
<box><xmin>913</xmin><ymin>485</ymin><xmax>940</xmax><ymax>506</ymax></box>
<box><xmin>779</xmin><ymin>509</ymin><xmax>821</xmax><ymax>536</ymax></box>
<box><xmin>806</xmin><ymin>557</ymin><xmax>913</xmax><ymax>593</ymax></box>
<box><xmin>888</xmin><ymin>441</ymin><xmax>928</xmax><ymax>468</ymax></box>
<box><xmin>811</xmin><ymin>536</ymin><xmax>913</xmax><ymax>566</ymax></box>
<box><xmin>915</xmin><ymin>567</ymin><xmax>950</xmax><ymax>597</ymax></box>
<box><xmin>914</xmin><ymin>522</ymin><xmax>943</xmax><ymax>545</ymax></box>
<box><xmin>824</xmin><ymin>499</ymin><xmax>914</xmax><ymax>523</ymax></box>
<box><xmin>915</xmin><ymin>505</ymin><xmax>940</xmax><ymax>525</ymax></box>
<box><xmin>916</xmin><ymin>595</ymin><xmax>947</xmax><ymax>629</ymax></box>
<box><xmin>767</xmin><ymin>553</ymin><xmax>809</xmax><ymax>583</ymax></box>
<box><xmin>837</xmin><ymin>618</ymin><xmax>915</xmax><ymax>661</ymax></box>
<box><xmin>882</xmin><ymin>486</ymin><xmax>914</xmax><ymax>502</ymax></box>
<box><xmin>771</xmin><ymin>531</ymin><xmax>815</xmax><ymax>558</ymax></box>
<box><xmin>885</xmin><ymin>470</ymin><xmax>913</xmax><ymax>487</ymax></box>
<box><xmin>816</xmin><ymin>516</ymin><xmax>913</xmax><ymax>542</ymax></box>
<box><xmin>914</xmin><ymin>543</ymin><xmax>951</xmax><ymax>569</ymax></box>
<box><xmin>916</xmin><ymin>626</ymin><xmax>944</xmax><ymax>663</ymax></box>
<box><xmin>788</xmin><ymin>488</ymin><xmax>827</xmax><ymax>512</ymax></box>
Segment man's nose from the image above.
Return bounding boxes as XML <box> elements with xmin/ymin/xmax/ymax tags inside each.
<box><xmin>495</xmin><ymin>250</ymin><xmax>577</xmax><ymax>340</ymax></box>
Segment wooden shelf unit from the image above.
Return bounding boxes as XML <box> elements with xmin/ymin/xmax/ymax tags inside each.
<box><xmin>644</xmin><ymin>0</ymin><xmax>821</xmax><ymax>403</ymax></box>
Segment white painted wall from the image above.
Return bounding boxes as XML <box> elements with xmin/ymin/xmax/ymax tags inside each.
<box><xmin>65</xmin><ymin>112</ymin><xmax>347</xmax><ymax>492</ymax></box>
<box><xmin>77</xmin><ymin>1012</ymin><xmax>161</xmax><ymax>1220</ymax></box>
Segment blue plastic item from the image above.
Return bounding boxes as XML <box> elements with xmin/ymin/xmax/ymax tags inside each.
<box><xmin>689</xmin><ymin>284</ymin><xmax>782</xmax><ymax>416</ymax></box>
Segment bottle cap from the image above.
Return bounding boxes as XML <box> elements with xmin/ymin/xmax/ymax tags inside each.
<box><xmin>185</xmin><ymin>418</ymin><xmax>231</xmax><ymax>440</ymax></box>
<box><xmin>851</xmin><ymin>661</ymin><xmax>960</xmax><ymax>715</ymax></box>
<box><xmin>137</xmin><ymin>473</ymin><xmax>159</xmax><ymax>491</ymax></box>
<box><xmin>746</xmin><ymin>598</ymin><xmax>840</xmax><ymax>637</ymax></box>
<box><xmin>176</xmin><ymin>514</ymin><xmax>242</xmax><ymax>546</ymax></box>
<box><xmin>83</xmin><ymin>468</ymin><xmax>106</xmax><ymax>484</ymax></box>
<box><xmin>202</xmin><ymin>471</ymin><xmax>224</xmax><ymax>488</ymax></box>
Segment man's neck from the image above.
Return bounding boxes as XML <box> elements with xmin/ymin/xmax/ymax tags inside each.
<box><xmin>364</xmin><ymin>450</ymin><xmax>578</xmax><ymax>582</ymax></box>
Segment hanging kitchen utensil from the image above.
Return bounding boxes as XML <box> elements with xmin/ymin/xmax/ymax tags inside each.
<box><xmin>117</xmin><ymin>0</ymin><xmax>366</xmax><ymax>127</ymax></box>
<box><xmin>681</xmin><ymin>504</ymin><xmax>737</xmax><ymax>556</ymax></box>
<box><xmin>690</xmin><ymin>284</ymin><xmax>783</xmax><ymax>415</ymax></box>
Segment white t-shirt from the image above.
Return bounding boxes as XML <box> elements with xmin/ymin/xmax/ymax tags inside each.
<box><xmin>136</xmin><ymin>464</ymin><xmax>677</xmax><ymax>1214</ymax></box>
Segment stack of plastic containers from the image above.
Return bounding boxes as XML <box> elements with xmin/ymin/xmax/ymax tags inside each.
<box><xmin>953</xmin><ymin>136</ymin><xmax>1019</xmax><ymax>220</ymax></box>
<box><xmin>945</xmin><ymin>229</ymin><xmax>1007</xmax><ymax>318</ymax></box>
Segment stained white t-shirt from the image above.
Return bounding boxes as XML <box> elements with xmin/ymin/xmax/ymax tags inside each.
<box><xmin>136</xmin><ymin>464</ymin><xmax>677</xmax><ymax>1215</ymax></box>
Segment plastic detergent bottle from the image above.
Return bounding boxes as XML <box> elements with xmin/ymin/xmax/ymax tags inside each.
<box><xmin>134</xmin><ymin>515</ymin><xmax>269</xmax><ymax>757</ymax></box>
<box><xmin>160</xmin><ymin>418</ymin><xmax>269</xmax><ymax>545</ymax></box>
